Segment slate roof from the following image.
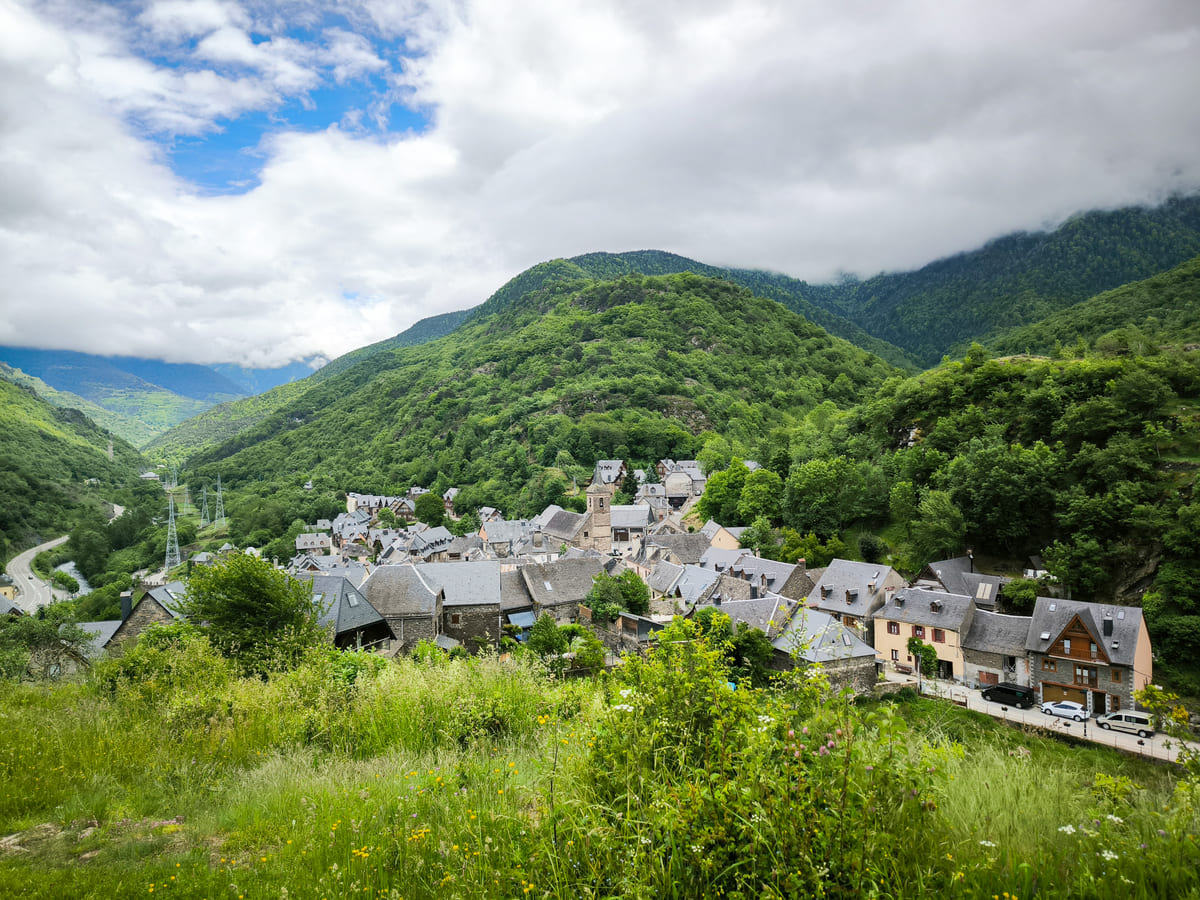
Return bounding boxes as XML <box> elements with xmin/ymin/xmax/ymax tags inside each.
<box><xmin>1025</xmin><ymin>597</ymin><xmax>1144</xmax><ymax>668</ymax></box>
<box><xmin>726</xmin><ymin>555</ymin><xmax>797</xmax><ymax>593</ymax></box>
<box><xmin>643</xmin><ymin>533</ymin><xmax>711</xmax><ymax>565</ymax></box>
<box><xmin>963</xmin><ymin>609</ymin><xmax>1032</xmax><ymax>657</ymax></box>
<box><xmin>143</xmin><ymin>581</ymin><xmax>187</xmax><ymax>618</ymax></box>
<box><xmin>447</xmin><ymin>534</ymin><xmax>484</xmax><ymax>557</ymax></box>
<box><xmin>647</xmin><ymin>562</ymin><xmax>684</xmax><ymax>595</ymax></box>
<box><xmin>311</xmin><ymin>574</ymin><xmax>387</xmax><ymax>636</ymax></box>
<box><xmin>593</xmin><ymin>460</ymin><xmax>625</xmax><ymax>484</ymax></box>
<box><xmin>926</xmin><ymin>557</ymin><xmax>1009</xmax><ymax>610</ymax></box>
<box><xmin>673</xmin><ymin>565</ymin><xmax>721</xmax><ymax>606</ymax></box>
<box><xmin>699</xmin><ymin>546</ymin><xmax>745</xmax><ymax>571</ymax></box>
<box><xmin>0</xmin><ymin>596</ymin><xmax>21</xmax><ymax>616</ymax></box>
<box><xmin>520</xmin><ymin>558</ymin><xmax>605</xmax><ymax>609</ymax></box>
<box><xmin>876</xmin><ymin>587</ymin><xmax>974</xmax><ymax>630</ymax></box>
<box><xmin>539</xmin><ymin>508</ymin><xmax>587</xmax><ymax>542</ymax></box>
<box><xmin>483</xmin><ymin>520</ymin><xmax>531</xmax><ymax>545</ymax></box>
<box><xmin>611</xmin><ymin>505</ymin><xmax>654</xmax><ymax>529</ymax></box>
<box><xmin>807</xmin><ymin>559</ymin><xmax>904</xmax><ymax>619</ymax></box>
<box><xmin>362</xmin><ymin>565</ymin><xmax>440</xmax><ymax>618</ymax></box>
<box><xmin>296</xmin><ymin>533</ymin><xmax>331</xmax><ymax>551</ymax></box>
<box><xmin>773</xmin><ymin>609</ymin><xmax>878</xmax><ymax>664</ymax></box>
<box><xmin>415</xmin><ymin>560</ymin><xmax>503</xmax><ymax>607</ymax></box>
<box><xmin>500</xmin><ymin>569</ymin><xmax>535</xmax><ymax>612</ymax></box>
<box><xmin>77</xmin><ymin>620</ymin><xmax>121</xmax><ymax>658</ymax></box>
<box><xmin>700</xmin><ymin>594</ymin><xmax>798</xmax><ymax>640</ymax></box>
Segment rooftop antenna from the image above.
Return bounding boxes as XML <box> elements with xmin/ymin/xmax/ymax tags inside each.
<box><xmin>214</xmin><ymin>474</ymin><xmax>226</xmax><ymax>527</ymax></box>
<box><xmin>199</xmin><ymin>485</ymin><xmax>209</xmax><ymax>528</ymax></box>
<box><xmin>165</xmin><ymin>494</ymin><xmax>181</xmax><ymax>571</ymax></box>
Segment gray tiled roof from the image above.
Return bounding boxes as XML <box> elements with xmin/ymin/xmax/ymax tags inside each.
<box><xmin>927</xmin><ymin>557</ymin><xmax>1009</xmax><ymax>609</ymax></box>
<box><xmin>76</xmin><ymin>620</ymin><xmax>121</xmax><ymax>658</ymax></box>
<box><xmin>500</xmin><ymin>569</ymin><xmax>534</xmax><ymax>612</ymax></box>
<box><xmin>483</xmin><ymin>520</ymin><xmax>531</xmax><ymax>544</ymax></box>
<box><xmin>143</xmin><ymin>582</ymin><xmax>187</xmax><ymax>619</ymax></box>
<box><xmin>644</xmin><ymin>533</ymin><xmax>711</xmax><ymax>565</ymax></box>
<box><xmin>807</xmin><ymin>559</ymin><xmax>903</xmax><ymax>619</ymax></box>
<box><xmin>963</xmin><ymin>609</ymin><xmax>1032</xmax><ymax>657</ymax></box>
<box><xmin>520</xmin><ymin>558</ymin><xmax>605</xmax><ymax>608</ymax></box>
<box><xmin>701</xmin><ymin>594</ymin><xmax>797</xmax><ymax>640</ymax></box>
<box><xmin>610</xmin><ymin>505</ymin><xmax>654</xmax><ymax>529</ymax></box>
<box><xmin>674</xmin><ymin>565</ymin><xmax>720</xmax><ymax>605</ymax></box>
<box><xmin>773</xmin><ymin>609</ymin><xmax>878</xmax><ymax>663</ymax></box>
<box><xmin>363</xmin><ymin>565</ymin><xmax>439</xmax><ymax>617</ymax></box>
<box><xmin>311</xmin><ymin>574</ymin><xmax>387</xmax><ymax>636</ymax></box>
<box><xmin>647</xmin><ymin>562</ymin><xmax>684</xmax><ymax>594</ymax></box>
<box><xmin>416</xmin><ymin>560</ymin><xmax>503</xmax><ymax>607</ymax></box>
<box><xmin>541</xmin><ymin>508</ymin><xmax>587</xmax><ymax>541</ymax></box>
<box><xmin>1025</xmin><ymin>597</ymin><xmax>1144</xmax><ymax>667</ymax></box>
<box><xmin>876</xmin><ymin>587</ymin><xmax>974</xmax><ymax>629</ymax></box>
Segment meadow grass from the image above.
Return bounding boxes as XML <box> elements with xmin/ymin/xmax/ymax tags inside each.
<box><xmin>0</xmin><ymin>642</ymin><xmax>1197</xmax><ymax>899</ymax></box>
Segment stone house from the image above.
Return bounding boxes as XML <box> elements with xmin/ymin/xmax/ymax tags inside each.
<box><xmin>106</xmin><ymin>582</ymin><xmax>186</xmax><ymax>652</ymax></box>
<box><xmin>592</xmin><ymin>459</ymin><xmax>626</xmax><ymax>486</ymax></box>
<box><xmin>609</xmin><ymin>504</ymin><xmax>655</xmax><ymax>554</ymax></box>
<box><xmin>415</xmin><ymin>561</ymin><xmax>505</xmax><ymax>650</ymax></box>
<box><xmin>311</xmin><ymin>574</ymin><xmax>393</xmax><ymax>651</ymax></box>
<box><xmin>295</xmin><ymin>533</ymin><xmax>332</xmax><ymax>555</ymax></box>
<box><xmin>806</xmin><ymin>559</ymin><xmax>907</xmax><ymax>643</ymax></box>
<box><xmin>772</xmin><ymin>607</ymin><xmax>879</xmax><ymax>694</ymax></box>
<box><xmin>519</xmin><ymin>557</ymin><xmax>607</xmax><ymax>624</ymax></box>
<box><xmin>362</xmin><ymin>565</ymin><xmax>443</xmax><ymax>653</ymax></box>
<box><xmin>962</xmin><ymin>609</ymin><xmax>1033</xmax><ymax>688</ymax></box>
<box><xmin>1026</xmin><ymin>597</ymin><xmax>1152</xmax><ymax>715</ymax></box>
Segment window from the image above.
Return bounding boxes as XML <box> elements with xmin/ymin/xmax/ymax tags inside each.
<box><xmin>911</xmin><ymin>625</ymin><xmax>925</xmax><ymax>639</ymax></box>
<box><xmin>1090</xmin><ymin>642</ymin><xmax>1098</xmax><ymax>657</ymax></box>
<box><xmin>891</xmin><ymin>649</ymin><xmax>899</xmax><ymax>661</ymax></box>
<box><xmin>1042</xmin><ymin>659</ymin><xmax>1057</xmax><ymax>672</ymax></box>
<box><xmin>450</xmin><ymin>613</ymin><xmax>461</xmax><ymax>625</ymax></box>
<box><xmin>933</xmin><ymin>628</ymin><xmax>946</xmax><ymax>644</ymax></box>
<box><xmin>887</xmin><ymin>622</ymin><xmax>900</xmax><ymax>635</ymax></box>
<box><xmin>1112</xmin><ymin>668</ymin><xmax>1122</xmax><ymax>684</ymax></box>
<box><xmin>1063</xmin><ymin>639</ymin><xmax>1071</xmax><ymax>655</ymax></box>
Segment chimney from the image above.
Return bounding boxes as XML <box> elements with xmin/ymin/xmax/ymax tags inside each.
<box><xmin>120</xmin><ymin>591</ymin><xmax>133</xmax><ymax>622</ymax></box>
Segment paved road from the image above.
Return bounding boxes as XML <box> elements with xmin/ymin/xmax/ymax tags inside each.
<box><xmin>888</xmin><ymin>674</ymin><xmax>1199</xmax><ymax>763</ymax></box>
<box><xmin>6</xmin><ymin>535</ymin><xmax>69</xmax><ymax>613</ymax></box>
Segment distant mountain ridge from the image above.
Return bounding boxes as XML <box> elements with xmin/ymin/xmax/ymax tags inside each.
<box><xmin>0</xmin><ymin>346</ymin><xmax>326</xmax><ymax>448</ymax></box>
<box><xmin>799</xmin><ymin>194</ymin><xmax>1200</xmax><ymax>365</ymax></box>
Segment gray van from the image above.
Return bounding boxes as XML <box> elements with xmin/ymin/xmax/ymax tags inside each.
<box><xmin>1096</xmin><ymin>709</ymin><xmax>1155</xmax><ymax>737</ymax></box>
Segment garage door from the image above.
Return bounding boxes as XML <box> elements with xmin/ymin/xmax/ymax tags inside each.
<box><xmin>1041</xmin><ymin>682</ymin><xmax>1087</xmax><ymax>705</ymax></box>
<box><xmin>979</xmin><ymin>671</ymin><xmax>999</xmax><ymax>686</ymax></box>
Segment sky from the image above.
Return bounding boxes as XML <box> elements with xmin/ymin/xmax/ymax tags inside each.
<box><xmin>1</xmin><ymin>0</ymin><xmax>1198</xmax><ymax>369</ymax></box>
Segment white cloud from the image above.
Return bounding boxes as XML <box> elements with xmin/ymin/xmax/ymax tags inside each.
<box><xmin>1</xmin><ymin>0</ymin><xmax>1198</xmax><ymax>368</ymax></box>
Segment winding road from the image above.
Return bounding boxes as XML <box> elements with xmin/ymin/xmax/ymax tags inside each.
<box><xmin>6</xmin><ymin>535</ymin><xmax>69</xmax><ymax>613</ymax></box>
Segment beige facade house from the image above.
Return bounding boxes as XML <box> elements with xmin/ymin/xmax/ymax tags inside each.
<box><xmin>873</xmin><ymin>587</ymin><xmax>975</xmax><ymax>680</ymax></box>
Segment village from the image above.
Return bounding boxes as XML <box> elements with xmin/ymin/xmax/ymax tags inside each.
<box><xmin>72</xmin><ymin>457</ymin><xmax>1155</xmax><ymax>723</ymax></box>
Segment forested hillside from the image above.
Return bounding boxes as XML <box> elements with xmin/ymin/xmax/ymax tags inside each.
<box><xmin>0</xmin><ymin>363</ymin><xmax>154</xmax><ymax>447</ymax></box>
<box><xmin>144</xmin><ymin>309</ymin><xmax>476</xmax><ymax>461</ymax></box>
<box><xmin>987</xmin><ymin>254</ymin><xmax>1200</xmax><ymax>356</ymax></box>
<box><xmin>185</xmin><ymin>272</ymin><xmax>894</xmax><ymax>515</ymax></box>
<box><xmin>803</xmin><ymin>194</ymin><xmax>1200</xmax><ymax>365</ymax></box>
<box><xmin>0</xmin><ymin>378</ymin><xmax>143</xmax><ymax>562</ymax></box>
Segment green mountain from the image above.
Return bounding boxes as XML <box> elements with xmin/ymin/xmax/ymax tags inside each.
<box><xmin>0</xmin><ymin>363</ymin><xmax>156</xmax><ymax>447</ymax></box>
<box><xmin>185</xmin><ymin>271</ymin><xmax>895</xmax><ymax>514</ymax></box>
<box><xmin>986</xmin><ymin>253</ymin><xmax>1200</xmax><ymax>356</ymax></box>
<box><xmin>143</xmin><ymin>310</ymin><xmax>474</xmax><ymax>462</ymax></box>
<box><xmin>802</xmin><ymin>194</ymin><xmax>1200</xmax><ymax>365</ymax></box>
<box><xmin>0</xmin><ymin>378</ymin><xmax>143</xmax><ymax>561</ymax></box>
<box><xmin>567</xmin><ymin>251</ymin><xmax>920</xmax><ymax>369</ymax></box>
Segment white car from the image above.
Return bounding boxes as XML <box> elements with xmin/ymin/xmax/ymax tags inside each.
<box><xmin>1041</xmin><ymin>700</ymin><xmax>1088</xmax><ymax>721</ymax></box>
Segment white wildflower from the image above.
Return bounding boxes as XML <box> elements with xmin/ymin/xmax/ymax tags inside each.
<box><xmin>612</xmin><ymin>704</ymin><xmax>634</xmax><ymax>712</ymax></box>
<box><xmin>1101</xmin><ymin>849</ymin><xmax>1118</xmax><ymax>861</ymax></box>
<box><xmin>1106</xmin><ymin>814</ymin><xmax>1124</xmax><ymax>824</ymax></box>
<box><xmin>619</xmin><ymin>689</ymin><xmax>633</xmax><ymax>699</ymax></box>
<box><xmin>1058</xmin><ymin>825</ymin><xmax>1076</xmax><ymax>834</ymax></box>
<box><xmin>978</xmin><ymin>840</ymin><xmax>996</xmax><ymax>848</ymax></box>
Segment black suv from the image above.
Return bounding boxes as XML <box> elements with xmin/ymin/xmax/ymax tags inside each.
<box><xmin>980</xmin><ymin>683</ymin><xmax>1035</xmax><ymax>709</ymax></box>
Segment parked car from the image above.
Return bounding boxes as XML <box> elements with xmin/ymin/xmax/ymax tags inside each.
<box><xmin>980</xmin><ymin>683</ymin><xmax>1036</xmax><ymax>709</ymax></box>
<box><xmin>1041</xmin><ymin>700</ymin><xmax>1088</xmax><ymax>721</ymax></box>
<box><xmin>1096</xmin><ymin>709</ymin><xmax>1155</xmax><ymax>737</ymax></box>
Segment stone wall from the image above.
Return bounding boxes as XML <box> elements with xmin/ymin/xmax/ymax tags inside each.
<box><xmin>443</xmin><ymin>603</ymin><xmax>502</xmax><ymax>651</ymax></box>
<box><xmin>386</xmin><ymin>615</ymin><xmax>436</xmax><ymax>654</ymax></box>
<box><xmin>107</xmin><ymin>598</ymin><xmax>175</xmax><ymax>652</ymax></box>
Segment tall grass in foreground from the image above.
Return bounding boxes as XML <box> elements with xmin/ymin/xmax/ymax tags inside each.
<box><xmin>0</xmin><ymin>622</ymin><xmax>1197</xmax><ymax>898</ymax></box>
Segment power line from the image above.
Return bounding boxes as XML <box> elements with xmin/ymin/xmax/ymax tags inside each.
<box><xmin>165</xmin><ymin>494</ymin><xmax>181</xmax><ymax>571</ymax></box>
